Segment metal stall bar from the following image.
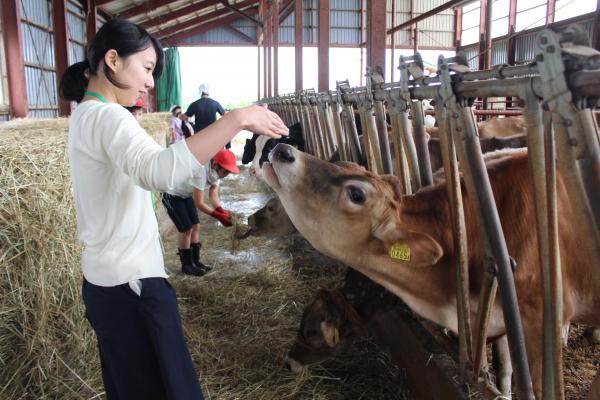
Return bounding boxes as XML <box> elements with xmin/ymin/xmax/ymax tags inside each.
<box><xmin>522</xmin><ymin>90</ymin><xmax>564</xmax><ymax>400</ymax></box>
<box><xmin>387</xmin><ymin>90</ymin><xmax>422</xmax><ymax>192</ymax></box>
<box><xmin>330</xmin><ymin>99</ymin><xmax>348</xmax><ymax>161</ymax></box>
<box><xmin>386</xmin><ymin>93</ymin><xmax>412</xmax><ymax>194</ymax></box>
<box><xmin>368</xmin><ymin>66</ymin><xmax>394</xmax><ymax>174</ymax></box>
<box><xmin>318</xmin><ymin>94</ymin><xmax>338</xmax><ymax>160</ymax></box>
<box><xmin>433</xmin><ymin>101</ymin><xmax>473</xmax><ymax>372</ymax></box>
<box><xmin>536</xmin><ymin>27</ymin><xmax>600</xmax><ymax>272</ymax></box>
<box><xmin>437</xmin><ymin>54</ymin><xmax>535</xmax><ymax>400</ymax></box>
<box><xmin>308</xmin><ymin>95</ymin><xmax>327</xmax><ymax>160</ymax></box>
<box><xmin>399</xmin><ymin>55</ymin><xmax>433</xmax><ymax>186</ymax></box>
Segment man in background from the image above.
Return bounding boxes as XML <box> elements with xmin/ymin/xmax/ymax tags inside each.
<box><xmin>185</xmin><ymin>84</ymin><xmax>225</xmax><ymax>133</ymax></box>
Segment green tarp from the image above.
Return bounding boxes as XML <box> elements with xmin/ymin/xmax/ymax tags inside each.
<box><xmin>156</xmin><ymin>48</ymin><xmax>182</xmax><ymax>112</ymax></box>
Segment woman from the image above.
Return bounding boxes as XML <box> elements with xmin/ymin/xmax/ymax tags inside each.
<box><xmin>169</xmin><ymin>104</ymin><xmax>184</xmax><ymax>144</ymax></box>
<box><xmin>59</xmin><ymin>19</ymin><xmax>287</xmax><ymax>400</ymax></box>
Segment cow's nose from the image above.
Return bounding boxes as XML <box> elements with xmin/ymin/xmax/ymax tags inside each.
<box><xmin>273</xmin><ymin>144</ymin><xmax>295</xmax><ymax>163</ymax></box>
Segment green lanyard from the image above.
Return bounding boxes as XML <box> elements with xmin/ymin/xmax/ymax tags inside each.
<box><xmin>84</xmin><ymin>91</ymin><xmax>108</xmax><ymax>103</ymax></box>
<box><xmin>84</xmin><ymin>91</ymin><xmax>157</xmax><ymax>211</ymax></box>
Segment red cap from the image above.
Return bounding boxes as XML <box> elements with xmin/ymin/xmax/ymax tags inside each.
<box><xmin>213</xmin><ymin>149</ymin><xmax>240</xmax><ymax>174</ymax></box>
<box><xmin>135</xmin><ymin>98</ymin><xmax>146</xmax><ymax>108</ymax></box>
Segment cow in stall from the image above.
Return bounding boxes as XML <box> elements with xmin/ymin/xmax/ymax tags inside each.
<box><xmin>262</xmin><ymin>143</ymin><xmax>600</xmax><ymax>399</ymax></box>
<box><xmin>241</xmin><ymin>122</ymin><xmax>304</xmax><ymax>179</ymax></box>
<box><xmin>285</xmin><ymin>268</ymin><xmax>514</xmax><ymax>396</ymax></box>
<box><xmin>426</xmin><ymin>116</ymin><xmax>528</xmax><ymax>139</ymax></box>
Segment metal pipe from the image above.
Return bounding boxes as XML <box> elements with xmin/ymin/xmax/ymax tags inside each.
<box><xmin>342</xmin><ymin>104</ymin><xmax>363</xmax><ymax>163</ymax></box>
<box><xmin>358</xmin><ymin>103</ymin><xmax>381</xmax><ymax>172</ymax></box>
<box><xmin>455</xmin><ymin>106</ymin><xmax>534</xmax><ymax>400</ymax></box>
<box><xmin>374</xmin><ymin>100</ymin><xmax>393</xmax><ymax>174</ymax></box>
<box><xmin>388</xmin><ymin>105</ymin><xmax>412</xmax><ymax>194</ymax></box>
<box><xmin>396</xmin><ymin>109</ymin><xmax>422</xmax><ymax>192</ymax></box>
<box><xmin>410</xmin><ymin>100</ymin><xmax>433</xmax><ymax>186</ymax></box>
<box><xmin>435</xmin><ymin>104</ymin><xmax>472</xmax><ymax>371</ymax></box>
<box><xmin>331</xmin><ymin>102</ymin><xmax>348</xmax><ymax>161</ymax></box>
<box><xmin>522</xmin><ymin>93</ymin><xmax>564</xmax><ymax>400</ymax></box>
<box><xmin>310</xmin><ymin>104</ymin><xmax>327</xmax><ymax>159</ymax></box>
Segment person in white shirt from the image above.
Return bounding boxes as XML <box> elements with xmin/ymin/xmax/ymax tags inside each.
<box><xmin>59</xmin><ymin>18</ymin><xmax>287</xmax><ymax>400</ymax></box>
<box><xmin>161</xmin><ymin>149</ymin><xmax>239</xmax><ymax>276</ymax></box>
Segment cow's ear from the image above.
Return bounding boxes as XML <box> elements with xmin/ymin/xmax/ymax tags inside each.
<box><xmin>373</xmin><ymin>219</ymin><xmax>443</xmax><ymax>267</ymax></box>
<box><xmin>320</xmin><ymin>321</ymin><xmax>339</xmax><ymax>347</ymax></box>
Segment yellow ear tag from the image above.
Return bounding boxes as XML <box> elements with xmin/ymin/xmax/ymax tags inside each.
<box><xmin>333</xmin><ymin>327</ymin><xmax>340</xmax><ymax>346</ymax></box>
<box><xmin>389</xmin><ymin>242</ymin><xmax>411</xmax><ymax>261</ymax></box>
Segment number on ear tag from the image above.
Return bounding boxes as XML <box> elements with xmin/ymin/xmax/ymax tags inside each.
<box><xmin>389</xmin><ymin>242</ymin><xmax>411</xmax><ymax>261</ymax></box>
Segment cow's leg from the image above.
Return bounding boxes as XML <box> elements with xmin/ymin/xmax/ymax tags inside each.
<box><xmin>492</xmin><ymin>335</ymin><xmax>513</xmax><ymax>398</ymax></box>
<box><xmin>588</xmin><ymin>369</ymin><xmax>600</xmax><ymax>400</ymax></box>
<box><xmin>521</xmin><ymin>312</ymin><xmax>543</xmax><ymax>399</ymax></box>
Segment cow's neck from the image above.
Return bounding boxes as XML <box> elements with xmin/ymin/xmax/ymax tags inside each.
<box><xmin>344</xmin><ymin>186</ymin><xmax>460</xmax><ymax>332</ymax></box>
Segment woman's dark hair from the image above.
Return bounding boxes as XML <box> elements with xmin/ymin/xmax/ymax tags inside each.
<box><xmin>59</xmin><ymin>19</ymin><xmax>164</xmax><ymax>103</ymax></box>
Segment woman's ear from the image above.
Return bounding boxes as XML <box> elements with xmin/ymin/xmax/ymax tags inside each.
<box><xmin>104</xmin><ymin>49</ymin><xmax>119</xmax><ymax>73</ymax></box>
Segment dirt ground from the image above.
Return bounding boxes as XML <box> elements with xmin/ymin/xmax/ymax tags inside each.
<box><xmin>158</xmin><ymin>139</ymin><xmax>598</xmax><ymax>399</ymax></box>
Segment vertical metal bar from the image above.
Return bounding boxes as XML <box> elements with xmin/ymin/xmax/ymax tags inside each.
<box><xmin>2</xmin><ymin>0</ymin><xmax>28</xmax><ymax>118</ymax></box>
<box><xmin>86</xmin><ymin>0</ymin><xmax>98</xmax><ymax>45</ymax></box>
<box><xmin>357</xmin><ymin>104</ymin><xmax>375</xmax><ymax>171</ymax></box>
<box><xmin>318</xmin><ymin>0</ymin><xmax>329</xmax><ymax>92</ymax></box>
<box><xmin>360</xmin><ymin>101</ymin><xmax>384</xmax><ymax>173</ymax></box>
<box><xmin>310</xmin><ymin>103</ymin><xmax>327</xmax><ymax>159</ymax></box>
<box><xmin>388</xmin><ymin>103</ymin><xmax>412</xmax><ymax>194</ymax></box>
<box><xmin>435</xmin><ymin>104</ymin><xmax>473</xmax><ymax>372</ymax></box>
<box><xmin>456</xmin><ymin>105</ymin><xmax>535</xmax><ymax>400</ymax></box>
<box><xmin>343</xmin><ymin>103</ymin><xmax>363</xmax><ymax>163</ymax></box>
<box><xmin>390</xmin><ymin>0</ymin><xmax>396</xmax><ymax>82</ymax></box>
<box><xmin>522</xmin><ymin>93</ymin><xmax>563</xmax><ymax>400</ymax></box>
<box><xmin>397</xmin><ymin>109</ymin><xmax>422</xmax><ymax>192</ymax></box>
<box><xmin>273</xmin><ymin>0</ymin><xmax>279</xmax><ymax>96</ymax></box>
<box><xmin>545</xmin><ymin>111</ymin><xmax>564</xmax><ymax>400</ymax></box>
<box><xmin>317</xmin><ymin>102</ymin><xmax>333</xmax><ymax>159</ymax></box>
<box><xmin>410</xmin><ymin>100</ymin><xmax>433</xmax><ymax>186</ymax></box>
<box><xmin>374</xmin><ymin>100</ymin><xmax>393</xmax><ymax>174</ymax></box>
<box><xmin>331</xmin><ymin>102</ymin><xmax>348</xmax><ymax>161</ymax></box>
<box><xmin>295</xmin><ymin>0</ymin><xmax>303</xmax><ymax>92</ymax></box>
<box><xmin>53</xmin><ymin>0</ymin><xmax>71</xmax><ymax>116</ymax></box>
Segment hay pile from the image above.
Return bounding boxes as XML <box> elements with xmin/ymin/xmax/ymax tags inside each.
<box><xmin>0</xmin><ymin>118</ymin><xmax>101</xmax><ymax>399</ymax></box>
<box><xmin>0</xmin><ymin>114</ymin><xmax>169</xmax><ymax>399</ymax></box>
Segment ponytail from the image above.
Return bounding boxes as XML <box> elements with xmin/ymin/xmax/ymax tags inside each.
<box><xmin>59</xmin><ymin>60</ymin><xmax>90</xmax><ymax>103</ymax></box>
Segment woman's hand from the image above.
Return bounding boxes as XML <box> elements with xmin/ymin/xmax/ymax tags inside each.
<box><xmin>233</xmin><ymin>105</ymin><xmax>288</xmax><ymax>139</ymax></box>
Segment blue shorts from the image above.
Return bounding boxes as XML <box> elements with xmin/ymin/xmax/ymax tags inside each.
<box><xmin>161</xmin><ymin>193</ymin><xmax>200</xmax><ymax>232</ymax></box>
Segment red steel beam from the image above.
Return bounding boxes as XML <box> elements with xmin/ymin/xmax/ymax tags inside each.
<box><xmin>318</xmin><ymin>0</ymin><xmax>329</xmax><ymax>91</ymax></box>
<box><xmin>546</xmin><ymin>0</ymin><xmax>556</xmax><ymax>24</ymax></box>
<box><xmin>366</xmin><ymin>0</ymin><xmax>385</xmax><ymax>72</ymax></box>
<box><xmin>86</xmin><ymin>0</ymin><xmax>98</xmax><ymax>45</ymax></box>
<box><xmin>455</xmin><ymin>7</ymin><xmax>462</xmax><ymax>48</ymax></box>
<box><xmin>155</xmin><ymin>0</ymin><xmax>256</xmax><ymax>39</ymax></box>
<box><xmin>221</xmin><ymin>0</ymin><xmax>262</xmax><ymax>26</ymax></box>
<box><xmin>118</xmin><ymin>0</ymin><xmax>175</xmax><ymax>20</ymax></box>
<box><xmin>266</xmin><ymin>1</ymin><xmax>271</xmax><ymax>97</ymax></box>
<box><xmin>594</xmin><ymin>0</ymin><xmax>600</xmax><ymax>50</ymax></box>
<box><xmin>53</xmin><ymin>0</ymin><xmax>71</xmax><ymax>116</ymax></box>
<box><xmin>162</xmin><ymin>9</ymin><xmax>257</xmax><ymax>45</ymax></box>
<box><xmin>225</xmin><ymin>25</ymin><xmax>256</xmax><ymax>43</ymax></box>
<box><xmin>273</xmin><ymin>0</ymin><xmax>279</xmax><ymax>96</ymax></box>
<box><xmin>140</xmin><ymin>0</ymin><xmax>221</xmax><ymax>29</ymax></box>
<box><xmin>279</xmin><ymin>0</ymin><xmax>294</xmax><ymax>24</ymax></box>
<box><xmin>294</xmin><ymin>0</ymin><xmax>303</xmax><ymax>92</ymax></box>
<box><xmin>507</xmin><ymin>0</ymin><xmax>517</xmax><ymax>65</ymax></box>
<box><xmin>1</xmin><ymin>0</ymin><xmax>28</xmax><ymax>117</ymax></box>
<box><xmin>95</xmin><ymin>0</ymin><xmax>116</xmax><ymax>5</ymax></box>
<box><xmin>388</xmin><ymin>0</ymin><xmax>463</xmax><ymax>35</ymax></box>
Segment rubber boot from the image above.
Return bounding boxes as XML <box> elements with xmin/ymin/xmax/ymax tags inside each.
<box><xmin>178</xmin><ymin>248</ymin><xmax>205</xmax><ymax>276</ymax></box>
<box><xmin>191</xmin><ymin>242</ymin><xmax>212</xmax><ymax>273</ymax></box>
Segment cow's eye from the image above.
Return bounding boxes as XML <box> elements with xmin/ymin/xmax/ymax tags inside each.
<box><xmin>267</xmin><ymin>206</ymin><xmax>274</xmax><ymax>211</ymax></box>
<box><xmin>347</xmin><ymin>186</ymin><xmax>366</xmax><ymax>204</ymax></box>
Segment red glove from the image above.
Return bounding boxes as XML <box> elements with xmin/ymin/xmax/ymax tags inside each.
<box><xmin>210</xmin><ymin>209</ymin><xmax>232</xmax><ymax>227</ymax></box>
<box><xmin>215</xmin><ymin>206</ymin><xmax>230</xmax><ymax>216</ymax></box>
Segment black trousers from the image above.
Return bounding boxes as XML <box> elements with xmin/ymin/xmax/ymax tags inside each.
<box><xmin>82</xmin><ymin>278</ymin><xmax>204</xmax><ymax>400</ymax></box>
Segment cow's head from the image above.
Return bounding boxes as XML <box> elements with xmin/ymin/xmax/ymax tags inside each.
<box><xmin>285</xmin><ymin>288</ymin><xmax>364</xmax><ymax>373</ymax></box>
<box><xmin>263</xmin><ymin>144</ymin><xmax>443</xmax><ymax>270</ymax></box>
<box><xmin>246</xmin><ymin>197</ymin><xmax>297</xmax><ymax>237</ymax></box>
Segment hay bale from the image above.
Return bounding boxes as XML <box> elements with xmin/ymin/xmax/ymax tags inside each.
<box><xmin>0</xmin><ymin>114</ymin><xmax>169</xmax><ymax>399</ymax></box>
<box><xmin>0</xmin><ymin>118</ymin><xmax>102</xmax><ymax>399</ymax></box>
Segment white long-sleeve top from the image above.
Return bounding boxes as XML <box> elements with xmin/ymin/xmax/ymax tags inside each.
<box><xmin>68</xmin><ymin>101</ymin><xmax>202</xmax><ymax>286</ymax></box>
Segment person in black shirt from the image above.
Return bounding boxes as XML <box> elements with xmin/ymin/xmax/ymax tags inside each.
<box><xmin>185</xmin><ymin>90</ymin><xmax>225</xmax><ymax>133</ymax></box>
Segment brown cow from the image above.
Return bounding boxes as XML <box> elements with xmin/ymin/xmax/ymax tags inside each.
<box><xmin>263</xmin><ymin>143</ymin><xmax>600</xmax><ymax>398</ymax></box>
<box><xmin>427</xmin><ymin>116</ymin><xmax>527</xmax><ymax>139</ymax></box>
<box><xmin>286</xmin><ymin>269</ymin><xmax>513</xmax><ymax>396</ymax></box>
<box><xmin>245</xmin><ymin>197</ymin><xmax>297</xmax><ymax>237</ymax></box>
